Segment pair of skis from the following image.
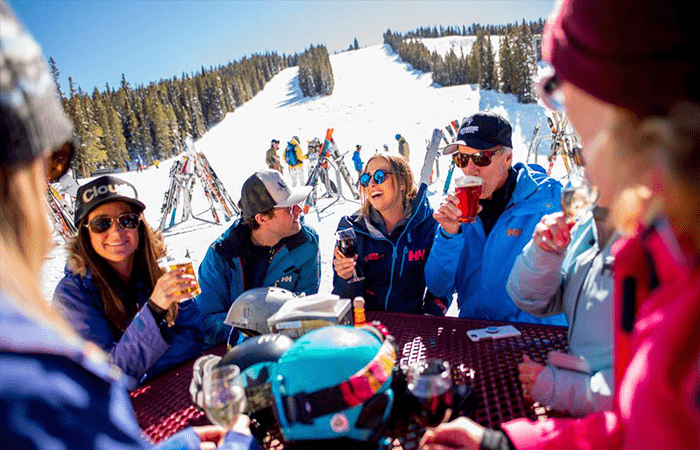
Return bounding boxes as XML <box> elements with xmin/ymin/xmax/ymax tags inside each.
<box><xmin>303</xmin><ymin>128</ymin><xmax>359</xmax><ymax>214</ymax></box>
<box><xmin>158</xmin><ymin>147</ymin><xmax>239</xmax><ymax>232</ymax></box>
<box><xmin>545</xmin><ymin>111</ymin><xmax>580</xmax><ymax>176</ymax></box>
<box><xmin>46</xmin><ymin>184</ymin><xmax>77</xmax><ymax>241</ymax></box>
<box><xmin>441</xmin><ymin>119</ymin><xmax>461</xmax><ymax>194</ymax></box>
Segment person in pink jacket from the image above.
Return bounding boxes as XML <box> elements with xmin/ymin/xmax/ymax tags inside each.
<box><xmin>419</xmin><ymin>0</ymin><xmax>700</xmax><ymax>449</ymax></box>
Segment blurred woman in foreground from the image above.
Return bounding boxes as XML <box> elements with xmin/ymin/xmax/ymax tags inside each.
<box><xmin>0</xmin><ymin>3</ymin><xmax>255</xmax><ymax>448</ymax></box>
<box><xmin>421</xmin><ymin>0</ymin><xmax>700</xmax><ymax>449</ymax></box>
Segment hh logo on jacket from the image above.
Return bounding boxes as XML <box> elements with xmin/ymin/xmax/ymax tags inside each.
<box><xmin>408</xmin><ymin>249</ymin><xmax>426</xmax><ymax>261</ymax></box>
<box><xmin>507</xmin><ymin>228</ymin><xmax>522</xmax><ymax>237</ymax></box>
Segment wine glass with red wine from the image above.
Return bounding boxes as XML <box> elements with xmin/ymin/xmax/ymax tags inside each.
<box><xmin>335</xmin><ymin>228</ymin><xmax>364</xmax><ymax>283</ymax></box>
<box><xmin>406</xmin><ymin>358</ymin><xmax>454</xmax><ymax>428</ymax></box>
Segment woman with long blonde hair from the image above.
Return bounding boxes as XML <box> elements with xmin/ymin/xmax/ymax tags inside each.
<box><xmin>332</xmin><ymin>154</ymin><xmax>448</xmax><ymax>314</ymax></box>
<box><xmin>420</xmin><ymin>0</ymin><xmax>700</xmax><ymax>449</ymax></box>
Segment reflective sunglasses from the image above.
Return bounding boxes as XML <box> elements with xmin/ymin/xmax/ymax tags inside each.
<box><xmin>452</xmin><ymin>147</ymin><xmax>503</xmax><ymax>168</ymax></box>
<box><xmin>85</xmin><ymin>213</ymin><xmax>141</xmax><ymax>234</ymax></box>
<box><xmin>359</xmin><ymin>169</ymin><xmax>393</xmax><ymax>187</ymax></box>
<box><xmin>535</xmin><ymin>68</ymin><xmax>565</xmax><ymax>111</ymax></box>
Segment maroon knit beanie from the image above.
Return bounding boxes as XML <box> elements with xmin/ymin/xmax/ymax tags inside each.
<box><xmin>543</xmin><ymin>0</ymin><xmax>700</xmax><ymax>117</ymax></box>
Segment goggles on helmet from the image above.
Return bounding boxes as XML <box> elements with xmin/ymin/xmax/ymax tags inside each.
<box><xmin>276</xmin><ymin>322</ymin><xmax>397</xmax><ymax>426</ymax></box>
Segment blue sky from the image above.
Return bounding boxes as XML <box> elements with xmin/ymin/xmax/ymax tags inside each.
<box><xmin>11</xmin><ymin>0</ymin><xmax>555</xmax><ymax>94</ymax></box>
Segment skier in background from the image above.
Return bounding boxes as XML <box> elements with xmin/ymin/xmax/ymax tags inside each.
<box><xmin>135</xmin><ymin>153</ymin><xmax>144</xmax><ymax>173</ymax></box>
<box><xmin>396</xmin><ymin>133</ymin><xmax>410</xmax><ymax>161</ymax></box>
<box><xmin>265</xmin><ymin>138</ymin><xmax>283</xmax><ymax>173</ymax></box>
<box><xmin>352</xmin><ymin>144</ymin><xmax>363</xmax><ymax>183</ymax></box>
<box><xmin>284</xmin><ymin>136</ymin><xmax>305</xmax><ymax>187</ymax></box>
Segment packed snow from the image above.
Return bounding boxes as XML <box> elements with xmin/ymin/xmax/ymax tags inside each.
<box><xmin>41</xmin><ymin>42</ymin><xmax>570</xmax><ymax>317</ymax></box>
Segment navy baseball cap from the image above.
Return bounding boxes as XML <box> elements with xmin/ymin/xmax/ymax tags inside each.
<box><xmin>443</xmin><ymin>112</ymin><xmax>513</xmax><ymax>155</ymax></box>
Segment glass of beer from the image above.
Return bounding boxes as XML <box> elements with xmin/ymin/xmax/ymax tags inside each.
<box><xmin>455</xmin><ymin>176</ymin><xmax>483</xmax><ymax>223</ymax></box>
<box><xmin>158</xmin><ymin>248</ymin><xmax>201</xmax><ymax>300</ymax></box>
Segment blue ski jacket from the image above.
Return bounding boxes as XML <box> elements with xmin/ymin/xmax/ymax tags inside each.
<box><xmin>352</xmin><ymin>150</ymin><xmax>363</xmax><ymax>173</ymax></box>
<box><xmin>54</xmin><ymin>264</ymin><xmax>205</xmax><ymax>388</ymax></box>
<box><xmin>0</xmin><ymin>292</ymin><xmax>259</xmax><ymax>450</ymax></box>
<box><xmin>425</xmin><ymin>162</ymin><xmax>567</xmax><ymax>324</ymax></box>
<box><xmin>333</xmin><ymin>192</ymin><xmax>448</xmax><ymax>315</ymax></box>
<box><xmin>196</xmin><ymin>219</ymin><xmax>321</xmax><ymax>346</ymax></box>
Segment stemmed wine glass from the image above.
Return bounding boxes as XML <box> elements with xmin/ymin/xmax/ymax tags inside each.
<box><xmin>561</xmin><ymin>172</ymin><xmax>599</xmax><ymax>220</ymax></box>
<box><xmin>202</xmin><ymin>364</ymin><xmax>247</xmax><ymax>429</ymax></box>
<box><xmin>406</xmin><ymin>358</ymin><xmax>454</xmax><ymax>428</ymax></box>
<box><xmin>335</xmin><ymin>228</ymin><xmax>364</xmax><ymax>283</ymax></box>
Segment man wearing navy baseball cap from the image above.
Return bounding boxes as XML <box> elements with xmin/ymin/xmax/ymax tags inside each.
<box><xmin>426</xmin><ymin>112</ymin><xmax>566</xmax><ymax>325</ymax></box>
<box><xmin>195</xmin><ymin>169</ymin><xmax>321</xmax><ymax>346</ymax></box>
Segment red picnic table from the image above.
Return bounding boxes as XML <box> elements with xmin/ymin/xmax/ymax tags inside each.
<box><xmin>130</xmin><ymin>311</ymin><xmax>570</xmax><ymax>447</ymax></box>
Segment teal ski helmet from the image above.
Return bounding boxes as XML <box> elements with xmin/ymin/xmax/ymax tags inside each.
<box><xmin>271</xmin><ymin>324</ymin><xmax>397</xmax><ymax>446</ymax></box>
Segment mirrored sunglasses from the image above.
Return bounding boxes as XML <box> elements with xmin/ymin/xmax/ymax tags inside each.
<box><xmin>86</xmin><ymin>213</ymin><xmax>141</xmax><ymax>234</ymax></box>
<box><xmin>452</xmin><ymin>147</ymin><xmax>503</xmax><ymax>168</ymax></box>
<box><xmin>535</xmin><ymin>68</ymin><xmax>565</xmax><ymax>111</ymax></box>
<box><xmin>359</xmin><ymin>169</ymin><xmax>393</xmax><ymax>187</ymax></box>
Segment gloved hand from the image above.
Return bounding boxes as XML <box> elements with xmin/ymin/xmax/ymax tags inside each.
<box><xmin>189</xmin><ymin>354</ymin><xmax>222</xmax><ymax>410</ymax></box>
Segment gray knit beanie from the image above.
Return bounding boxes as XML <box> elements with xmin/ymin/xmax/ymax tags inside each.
<box><xmin>0</xmin><ymin>1</ymin><xmax>74</xmax><ymax>175</ymax></box>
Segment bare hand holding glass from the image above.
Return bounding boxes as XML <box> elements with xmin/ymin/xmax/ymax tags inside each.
<box><xmin>335</xmin><ymin>228</ymin><xmax>364</xmax><ymax>283</ymax></box>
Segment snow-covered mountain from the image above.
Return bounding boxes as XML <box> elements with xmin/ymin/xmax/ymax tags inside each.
<box><xmin>42</xmin><ymin>41</ymin><xmax>569</xmax><ymax>316</ymax></box>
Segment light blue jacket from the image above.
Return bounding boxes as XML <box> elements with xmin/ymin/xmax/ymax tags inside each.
<box><xmin>196</xmin><ymin>219</ymin><xmax>321</xmax><ymax>346</ymax></box>
<box><xmin>425</xmin><ymin>163</ymin><xmax>567</xmax><ymax>324</ymax></box>
<box><xmin>506</xmin><ymin>211</ymin><xmax>616</xmax><ymax>415</ymax></box>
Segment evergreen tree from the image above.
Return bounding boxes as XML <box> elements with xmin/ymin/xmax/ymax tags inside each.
<box><xmin>480</xmin><ymin>33</ymin><xmax>496</xmax><ymax>90</ymax></box>
<box><xmin>498</xmin><ymin>33</ymin><xmax>514</xmax><ymax>94</ymax></box>
<box><xmin>48</xmin><ymin>57</ymin><xmax>64</xmax><ymax>99</ymax></box>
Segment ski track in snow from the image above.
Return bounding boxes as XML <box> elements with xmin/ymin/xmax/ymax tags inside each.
<box><xmin>42</xmin><ymin>39</ymin><xmax>571</xmax><ymax>318</ymax></box>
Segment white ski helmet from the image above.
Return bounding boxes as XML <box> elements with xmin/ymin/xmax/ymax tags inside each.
<box><xmin>224</xmin><ymin>287</ymin><xmax>296</xmax><ymax>338</ymax></box>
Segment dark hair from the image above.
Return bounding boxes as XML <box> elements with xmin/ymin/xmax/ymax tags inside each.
<box><xmin>359</xmin><ymin>154</ymin><xmax>417</xmax><ymax>217</ymax></box>
<box><xmin>241</xmin><ymin>208</ymin><xmax>275</xmax><ymax>230</ymax></box>
<box><xmin>70</xmin><ymin>203</ymin><xmax>175</xmax><ymax>332</ymax></box>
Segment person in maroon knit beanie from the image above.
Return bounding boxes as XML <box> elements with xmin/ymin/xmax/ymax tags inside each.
<box><xmin>419</xmin><ymin>0</ymin><xmax>700</xmax><ymax>449</ymax></box>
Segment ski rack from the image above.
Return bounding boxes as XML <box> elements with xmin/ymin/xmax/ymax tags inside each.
<box><xmin>46</xmin><ymin>184</ymin><xmax>77</xmax><ymax>241</ymax></box>
<box><xmin>304</xmin><ymin>129</ymin><xmax>360</xmax><ymax>217</ymax></box>
<box><xmin>158</xmin><ymin>139</ymin><xmax>239</xmax><ymax>232</ymax></box>
<box><xmin>527</xmin><ymin>112</ymin><xmax>582</xmax><ymax>176</ymax></box>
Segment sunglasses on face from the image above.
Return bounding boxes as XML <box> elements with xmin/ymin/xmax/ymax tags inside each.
<box><xmin>359</xmin><ymin>169</ymin><xmax>393</xmax><ymax>187</ymax></box>
<box><xmin>452</xmin><ymin>147</ymin><xmax>503</xmax><ymax>168</ymax></box>
<box><xmin>535</xmin><ymin>68</ymin><xmax>565</xmax><ymax>111</ymax></box>
<box><xmin>85</xmin><ymin>213</ymin><xmax>140</xmax><ymax>234</ymax></box>
<box><xmin>274</xmin><ymin>204</ymin><xmax>302</xmax><ymax>215</ymax></box>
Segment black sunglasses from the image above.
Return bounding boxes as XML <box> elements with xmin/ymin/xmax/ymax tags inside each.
<box><xmin>452</xmin><ymin>147</ymin><xmax>503</xmax><ymax>168</ymax></box>
<box><xmin>85</xmin><ymin>213</ymin><xmax>141</xmax><ymax>234</ymax></box>
<box><xmin>359</xmin><ymin>169</ymin><xmax>393</xmax><ymax>187</ymax></box>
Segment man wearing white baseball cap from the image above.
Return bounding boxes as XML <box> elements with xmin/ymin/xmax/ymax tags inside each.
<box><xmin>196</xmin><ymin>169</ymin><xmax>321</xmax><ymax>346</ymax></box>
